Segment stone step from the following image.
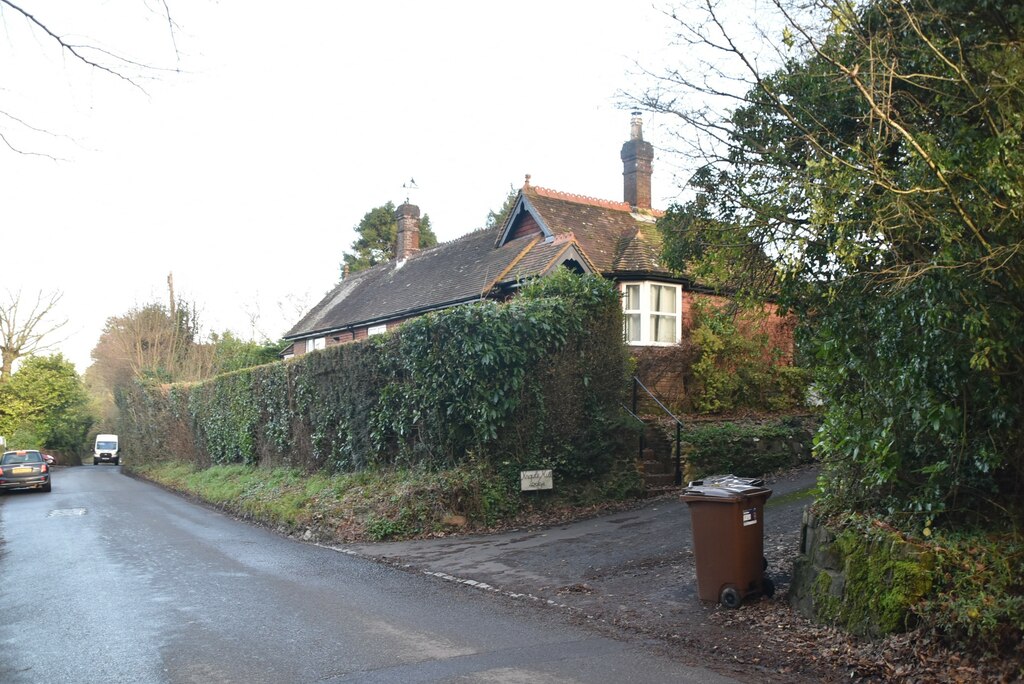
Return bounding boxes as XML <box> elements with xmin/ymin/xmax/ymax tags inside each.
<box><xmin>644</xmin><ymin>472</ymin><xmax>677</xmax><ymax>489</ymax></box>
<box><xmin>642</xmin><ymin>459</ymin><xmax>671</xmax><ymax>475</ymax></box>
<box><xmin>644</xmin><ymin>484</ymin><xmax>682</xmax><ymax>498</ymax></box>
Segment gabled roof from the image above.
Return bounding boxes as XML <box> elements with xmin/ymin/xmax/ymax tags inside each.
<box><xmin>286</xmin><ymin>183</ymin><xmax>677</xmax><ymax>341</ymax></box>
<box><xmin>285</xmin><ymin>225</ymin><xmax>594</xmax><ymax>340</ymax></box>
<box><xmin>499</xmin><ymin>185</ymin><xmax>671</xmax><ymax>276</ymax></box>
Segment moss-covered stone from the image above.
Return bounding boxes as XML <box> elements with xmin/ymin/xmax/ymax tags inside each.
<box><xmin>811</xmin><ymin>570</ymin><xmax>843</xmax><ymax>622</ymax></box>
<box><xmin>792</xmin><ymin>515</ymin><xmax>935</xmax><ymax>637</ymax></box>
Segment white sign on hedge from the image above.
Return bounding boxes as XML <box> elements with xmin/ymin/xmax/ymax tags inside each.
<box><xmin>520</xmin><ymin>469</ymin><xmax>553</xmax><ymax>491</ymax></box>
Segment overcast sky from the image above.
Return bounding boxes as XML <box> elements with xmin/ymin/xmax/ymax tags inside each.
<box><xmin>1</xmin><ymin>1</ymin><xmax>690</xmax><ymax>373</ymax></box>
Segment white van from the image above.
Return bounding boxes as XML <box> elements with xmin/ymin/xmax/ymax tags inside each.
<box><xmin>94</xmin><ymin>434</ymin><xmax>120</xmax><ymax>466</ymax></box>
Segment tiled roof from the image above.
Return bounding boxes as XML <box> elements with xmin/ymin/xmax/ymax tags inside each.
<box><xmin>286</xmin><ymin>185</ymin><xmax>677</xmax><ymax>340</ymax></box>
<box><xmin>521</xmin><ymin>186</ymin><xmax>670</xmax><ymax>275</ymax></box>
<box><xmin>614</xmin><ymin>224</ymin><xmax>666</xmax><ymax>273</ymax></box>
<box><xmin>286</xmin><ymin>228</ymin><xmax>542</xmax><ymax>338</ymax></box>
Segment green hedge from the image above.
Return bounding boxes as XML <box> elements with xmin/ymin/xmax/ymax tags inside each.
<box><xmin>116</xmin><ymin>270</ymin><xmax>631</xmax><ymax>482</ymax></box>
<box><xmin>683</xmin><ymin>417</ymin><xmax>817</xmax><ymax>478</ymax></box>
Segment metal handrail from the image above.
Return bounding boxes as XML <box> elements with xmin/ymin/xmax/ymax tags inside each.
<box><xmin>630</xmin><ymin>376</ymin><xmax>685</xmax><ymax>486</ymax></box>
<box><xmin>632</xmin><ymin>376</ymin><xmax>684</xmax><ymax>427</ymax></box>
<box><xmin>620</xmin><ymin>403</ymin><xmax>645</xmax><ymax>423</ymax></box>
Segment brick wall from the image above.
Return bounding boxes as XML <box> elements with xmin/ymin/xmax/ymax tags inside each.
<box><xmin>633</xmin><ymin>297</ymin><xmax>796</xmax><ymax>410</ymax></box>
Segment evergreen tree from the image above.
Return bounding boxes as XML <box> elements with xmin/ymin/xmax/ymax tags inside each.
<box><xmin>0</xmin><ymin>354</ymin><xmax>92</xmax><ymax>454</ymax></box>
<box><xmin>639</xmin><ymin>0</ymin><xmax>1024</xmax><ymax>523</ymax></box>
<box><xmin>341</xmin><ymin>202</ymin><xmax>438</xmax><ymax>275</ymax></box>
<box><xmin>485</xmin><ymin>186</ymin><xmax>519</xmax><ymax>229</ymax></box>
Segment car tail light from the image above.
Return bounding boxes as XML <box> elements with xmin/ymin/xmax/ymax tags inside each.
<box><xmin>41</xmin><ymin>464</ymin><xmax>48</xmax><ymax>473</ymax></box>
<box><xmin>0</xmin><ymin>467</ymin><xmax>4</xmax><ymax>476</ymax></box>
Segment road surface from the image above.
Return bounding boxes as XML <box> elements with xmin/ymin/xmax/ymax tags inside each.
<box><xmin>0</xmin><ymin>465</ymin><xmax>736</xmax><ymax>683</ymax></box>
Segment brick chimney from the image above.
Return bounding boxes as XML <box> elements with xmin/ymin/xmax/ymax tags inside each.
<box><xmin>620</xmin><ymin>112</ymin><xmax>654</xmax><ymax>210</ymax></box>
<box><xmin>394</xmin><ymin>202</ymin><xmax>420</xmax><ymax>261</ymax></box>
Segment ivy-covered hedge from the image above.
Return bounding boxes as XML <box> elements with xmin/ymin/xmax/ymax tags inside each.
<box><xmin>116</xmin><ymin>271</ymin><xmax>632</xmax><ymax>482</ymax></box>
<box><xmin>683</xmin><ymin>416</ymin><xmax>817</xmax><ymax>477</ymax></box>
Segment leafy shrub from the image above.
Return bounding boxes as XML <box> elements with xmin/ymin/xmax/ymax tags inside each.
<box><xmin>811</xmin><ymin>273</ymin><xmax>1024</xmax><ymax>526</ymax></box>
<box><xmin>116</xmin><ymin>270</ymin><xmax>630</xmax><ymax>486</ymax></box>
<box><xmin>364</xmin><ymin>515</ymin><xmax>414</xmax><ymax>541</ymax></box>
<box><xmin>684</xmin><ymin>417</ymin><xmax>816</xmax><ymax>477</ymax></box>
<box><xmin>688</xmin><ymin>302</ymin><xmax>809</xmax><ymax>414</ymax></box>
<box><xmin>918</xmin><ymin>530</ymin><xmax>1024</xmax><ymax>660</ymax></box>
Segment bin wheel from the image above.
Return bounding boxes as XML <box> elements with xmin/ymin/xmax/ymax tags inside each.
<box><xmin>762</xmin><ymin>576</ymin><xmax>776</xmax><ymax>599</ymax></box>
<box><xmin>763</xmin><ymin>556</ymin><xmax>768</xmax><ymax>571</ymax></box>
<box><xmin>720</xmin><ymin>586</ymin><xmax>742</xmax><ymax>609</ymax></box>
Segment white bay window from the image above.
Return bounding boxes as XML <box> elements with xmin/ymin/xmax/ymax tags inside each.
<box><xmin>621</xmin><ymin>282</ymin><xmax>681</xmax><ymax>345</ymax></box>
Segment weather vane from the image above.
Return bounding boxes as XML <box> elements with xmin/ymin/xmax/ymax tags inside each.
<box><xmin>402</xmin><ymin>177</ymin><xmax>419</xmax><ymax>204</ymax></box>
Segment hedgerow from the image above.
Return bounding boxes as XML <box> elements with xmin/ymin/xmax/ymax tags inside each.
<box><xmin>116</xmin><ymin>270</ymin><xmax>631</xmax><ymax>484</ymax></box>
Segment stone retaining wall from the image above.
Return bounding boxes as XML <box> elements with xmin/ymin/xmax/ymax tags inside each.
<box><xmin>789</xmin><ymin>508</ymin><xmax>934</xmax><ymax>636</ymax></box>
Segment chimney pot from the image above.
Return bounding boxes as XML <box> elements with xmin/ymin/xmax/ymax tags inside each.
<box><xmin>630</xmin><ymin>111</ymin><xmax>643</xmax><ymax>141</ymax></box>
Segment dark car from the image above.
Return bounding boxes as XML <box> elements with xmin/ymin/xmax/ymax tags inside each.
<box><xmin>0</xmin><ymin>450</ymin><xmax>52</xmax><ymax>493</ymax></box>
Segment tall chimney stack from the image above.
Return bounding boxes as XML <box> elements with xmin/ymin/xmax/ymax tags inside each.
<box><xmin>620</xmin><ymin>112</ymin><xmax>654</xmax><ymax>210</ymax></box>
<box><xmin>395</xmin><ymin>202</ymin><xmax>421</xmax><ymax>261</ymax></box>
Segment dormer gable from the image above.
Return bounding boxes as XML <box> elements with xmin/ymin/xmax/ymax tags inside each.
<box><xmin>498</xmin><ymin>196</ymin><xmax>547</xmax><ymax>245</ymax></box>
<box><xmin>496</xmin><ymin>197</ymin><xmax>553</xmax><ymax>248</ymax></box>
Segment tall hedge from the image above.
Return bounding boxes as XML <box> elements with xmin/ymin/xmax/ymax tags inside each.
<box><xmin>116</xmin><ymin>270</ymin><xmax>630</xmax><ymax>481</ymax></box>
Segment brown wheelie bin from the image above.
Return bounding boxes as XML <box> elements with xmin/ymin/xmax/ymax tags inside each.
<box><xmin>681</xmin><ymin>475</ymin><xmax>774</xmax><ymax>608</ymax></box>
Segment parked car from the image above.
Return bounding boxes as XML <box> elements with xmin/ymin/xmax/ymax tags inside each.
<box><xmin>0</xmin><ymin>450</ymin><xmax>52</xmax><ymax>493</ymax></box>
<box><xmin>42</xmin><ymin>453</ymin><xmax>55</xmax><ymax>465</ymax></box>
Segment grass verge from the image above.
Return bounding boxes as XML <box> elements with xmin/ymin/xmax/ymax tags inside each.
<box><xmin>126</xmin><ymin>458</ymin><xmax>645</xmax><ymax>543</ymax></box>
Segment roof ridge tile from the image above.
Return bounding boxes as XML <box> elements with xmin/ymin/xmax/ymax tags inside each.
<box><xmin>527</xmin><ymin>185</ymin><xmax>665</xmax><ymax>218</ymax></box>
<box><xmin>528</xmin><ymin>185</ymin><xmax>633</xmax><ymax>212</ymax></box>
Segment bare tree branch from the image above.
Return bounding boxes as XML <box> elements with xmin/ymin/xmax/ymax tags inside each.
<box><xmin>0</xmin><ymin>289</ymin><xmax>67</xmax><ymax>381</ymax></box>
<box><xmin>0</xmin><ymin>108</ymin><xmax>68</xmax><ymax>160</ymax></box>
<box><xmin>0</xmin><ymin>0</ymin><xmax>181</xmax><ymax>155</ymax></box>
<box><xmin>2</xmin><ymin>0</ymin><xmax>146</xmax><ymax>89</ymax></box>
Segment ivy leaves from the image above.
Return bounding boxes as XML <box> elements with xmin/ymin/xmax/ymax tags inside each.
<box><xmin>117</xmin><ymin>270</ymin><xmax>629</xmax><ymax>483</ymax></box>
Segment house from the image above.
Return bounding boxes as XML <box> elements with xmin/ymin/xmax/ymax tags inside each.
<box><xmin>283</xmin><ymin>115</ymin><xmax>793</xmax><ymax>403</ymax></box>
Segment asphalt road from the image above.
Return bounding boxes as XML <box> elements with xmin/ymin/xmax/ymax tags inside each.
<box><xmin>0</xmin><ymin>465</ymin><xmax>737</xmax><ymax>684</ymax></box>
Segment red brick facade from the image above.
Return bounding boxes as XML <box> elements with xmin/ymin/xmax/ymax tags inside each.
<box><xmin>633</xmin><ymin>294</ymin><xmax>796</xmax><ymax>410</ymax></box>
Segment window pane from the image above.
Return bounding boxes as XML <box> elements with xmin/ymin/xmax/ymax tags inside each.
<box><xmin>624</xmin><ymin>313</ymin><xmax>641</xmax><ymax>342</ymax></box>
<box><xmin>624</xmin><ymin>284</ymin><xmax>640</xmax><ymax>310</ymax></box>
<box><xmin>651</xmin><ymin>285</ymin><xmax>676</xmax><ymax>314</ymax></box>
<box><xmin>662</xmin><ymin>286</ymin><xmax>677</xmax><ymax>313</ymax></box>
<box><xmin>651</xmin><ymin>314</ymin><xmax>677</xmax><ymax>343</ymax></box>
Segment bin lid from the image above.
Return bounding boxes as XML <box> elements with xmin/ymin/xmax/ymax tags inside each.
<box><xmin>682</xmin><ymin>474</ymin><xmax>771</xmax><ymax>499</ymax></box>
